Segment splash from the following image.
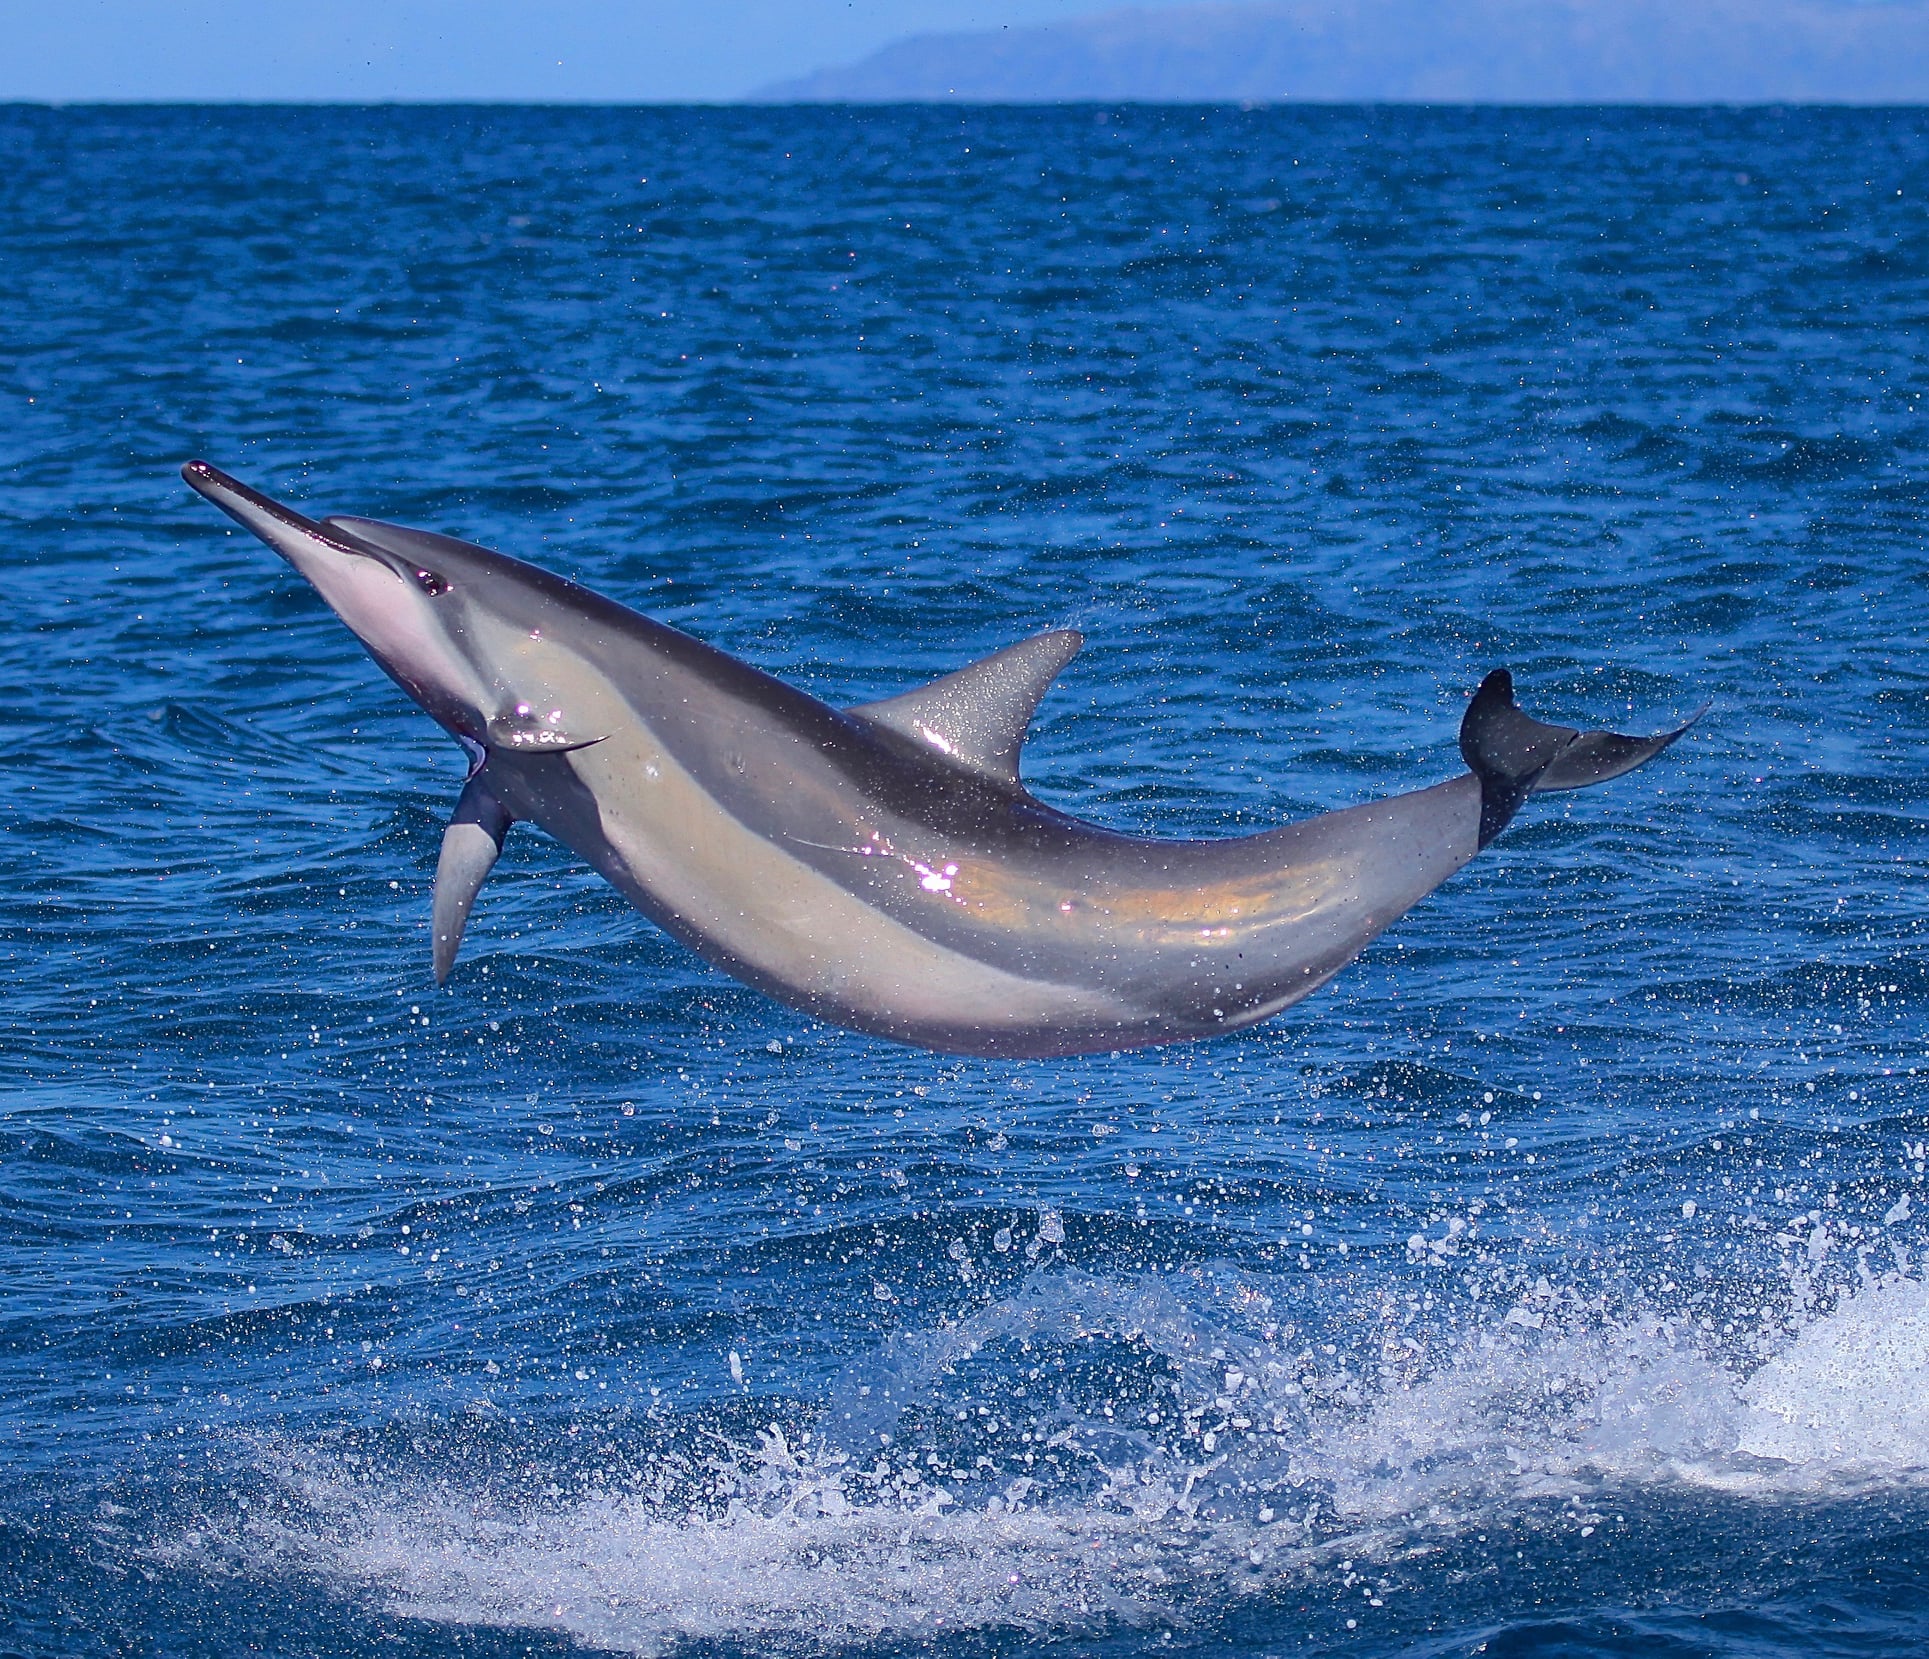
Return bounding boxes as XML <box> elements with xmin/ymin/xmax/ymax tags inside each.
<box><xmin>151</xmin><ymin>1263</ymin><xmax>1929</xmax><ymax>1654</ymax></box>
<box><xmin>1737</xmin><ymin>1274</ymin><xmax>1929</xmax><ymax>1472</ymax></box>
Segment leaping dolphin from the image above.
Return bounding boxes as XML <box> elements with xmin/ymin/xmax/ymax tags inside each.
<box><xmin>183</xmin><ymin>460</ymin><xmax>1695</xmax><ymax>1058</ymax></box>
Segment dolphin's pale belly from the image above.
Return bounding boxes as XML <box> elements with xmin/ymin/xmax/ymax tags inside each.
<box><xmin>493</xmin><ymin>735</ymin><xmax>1134</xmax><ymax>1055</ymax></box>
<box><xmin>493</xmin><ymin>726</ymin><xmax>1483</xmax><ymax>1058</ymax></box>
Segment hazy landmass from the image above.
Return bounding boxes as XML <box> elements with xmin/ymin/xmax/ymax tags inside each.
<box><xmin>755</xmin><ymin>0</ymin><xmax>1929</xmax><ymax>103</ymax></box>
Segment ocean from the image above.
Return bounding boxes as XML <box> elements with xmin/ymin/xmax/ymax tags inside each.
<box><xmin>2</xmin><ymin>101</ymin><xmax>1927</xmax><ymax>1656</ymax></box>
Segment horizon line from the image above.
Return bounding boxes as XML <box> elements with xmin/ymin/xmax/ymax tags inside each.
<box><xmin>6</xmin><ymin>96</ymin><xmax>1929</xmax><ymax>109</ymax></box>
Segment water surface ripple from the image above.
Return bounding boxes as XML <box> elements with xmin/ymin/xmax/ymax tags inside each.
<box><xmin>2</xmin><ymin>104</ymin><xmax>1928</xmax><ymax>1658</ymax></box>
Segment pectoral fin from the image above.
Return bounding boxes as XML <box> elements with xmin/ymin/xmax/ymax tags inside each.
<box><xmin>433</xmin><ymin>773</ymin><xmax>513</xmax><ymax>984</ymax></box>
<box><xmin>486</xmin><ymin>712</ymin><xmax>605</xmax><ymax>754</ymax></box>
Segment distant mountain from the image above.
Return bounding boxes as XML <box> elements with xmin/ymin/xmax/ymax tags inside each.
<box><xmin>753</xmin><ymin>0</ymin><xmax>1929</xmax><ymax>103</ymax></box>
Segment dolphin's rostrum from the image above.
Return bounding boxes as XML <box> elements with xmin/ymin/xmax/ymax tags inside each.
<box><xmin>183</xmin><ymin>461</ymin><xmax>1696</xmax><ymax>1058</ymax></box>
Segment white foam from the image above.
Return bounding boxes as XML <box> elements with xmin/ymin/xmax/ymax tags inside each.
<box><xmin>217</xmin><ymin>1437</ymin><xmax>1202</xmax><ymax>1655</ymax></box>
<box><xmin>173</xmin><ymin>1270</ymin><xmax>1929</xmax><ymax>1654</ymax></box>
<box><xmin>1736</xmin><ymin>1274</ymin><xmax>1929</xmax><ymax>1470</ymax></box>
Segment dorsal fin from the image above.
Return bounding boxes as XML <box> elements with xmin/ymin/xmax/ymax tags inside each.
<box><xmin>848</xmin><ymin>629</ymin><xmax>1083</xmax><ymax>788</ymax></box>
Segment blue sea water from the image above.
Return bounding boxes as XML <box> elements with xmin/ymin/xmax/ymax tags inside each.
<box><xmin>2</xmin><ymin>100</ymin><xmax>1928</xmax><ymax>1656</ymax></box>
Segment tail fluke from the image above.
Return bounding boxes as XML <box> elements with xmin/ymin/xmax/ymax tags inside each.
<box><xmin>1459</xmin><ymin>669</ymin><xmax>1700</xmax><ymax>850</ymax></box>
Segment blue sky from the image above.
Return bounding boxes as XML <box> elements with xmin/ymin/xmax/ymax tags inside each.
<box><xmin>3</xmin><ymin>0</ymin><xmax>1220</xmax><ymax>101</ymax></box>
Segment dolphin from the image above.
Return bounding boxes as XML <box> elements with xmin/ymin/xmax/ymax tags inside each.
<box><xmin>182</xmin><ymin>460</ymin><xmax>1696</xmax><ymax>1058</ymax></box>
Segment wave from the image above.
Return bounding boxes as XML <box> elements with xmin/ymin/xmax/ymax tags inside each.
<box><xmin>152</xmin><ymin>1265</ymin><xmax>1929</xmax><ymax>1655</ymax></box>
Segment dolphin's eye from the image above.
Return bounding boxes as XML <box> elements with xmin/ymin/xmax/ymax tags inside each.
<box><xmin>413</xmin><ymin>569</ymin><xmax>449</xmax><ymax>596</ymax></box>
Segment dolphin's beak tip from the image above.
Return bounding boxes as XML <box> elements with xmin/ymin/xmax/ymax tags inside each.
<box><xmin>181</xmin><ymin>458</ymin><xmax>229</xmax><ymax>499</ymax></box>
